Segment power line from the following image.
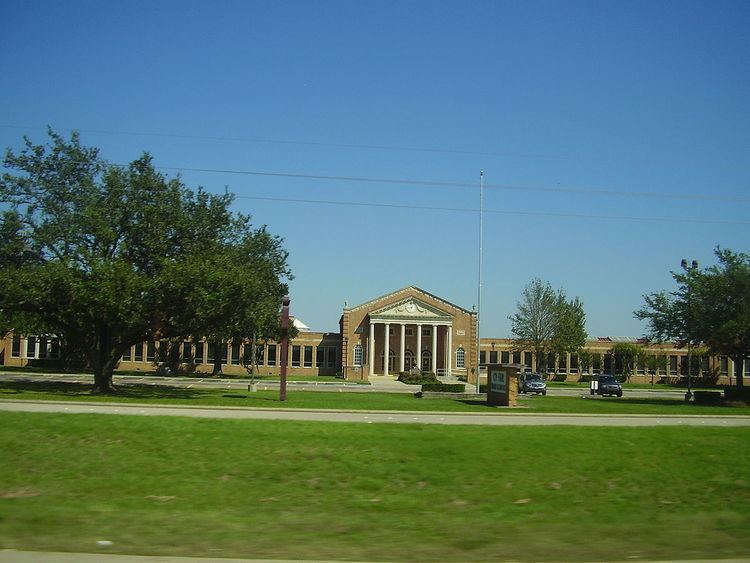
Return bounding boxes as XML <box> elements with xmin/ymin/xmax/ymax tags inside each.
<box><xmin>0</xmin><ymin>124</ymin><xmax>593</xmax><ymax>161</ymax></box>
<box><xmin>235</xmin><ymin>194</ymin><xmax>750</xmax><ymax>226</ymax></box>
<box><xmin>161</xmin><ymin>166</ymin><xmax>750</xmax><ymax>204</ymax></box>
<box><xmin>2</xmin><ymin>125</ymin><xmax>747</xmax><ymax>204</ymax></box>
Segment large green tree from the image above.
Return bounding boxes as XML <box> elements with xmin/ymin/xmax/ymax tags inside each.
<box><xmin>509</xmin><ymin>278</ymin><xmax>586</xmax><ymax>374</ymax></box>
<box><xmin>0</xmin><ymin>130</ymin><xmax>292</xmax><ymax>392</ymax></box>
<box><xmin>635</xmin><ymin>248</ymin><xmax>750</xmax><ymax>387</ymax></box>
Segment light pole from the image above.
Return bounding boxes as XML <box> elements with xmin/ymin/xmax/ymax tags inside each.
<box><xmin>681</xmin><ymin>259</ymin><xmax>698</xmax><ymax>402</ymax></box>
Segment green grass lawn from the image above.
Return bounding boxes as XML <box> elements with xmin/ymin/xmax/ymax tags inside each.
<box><xmin>1</xmin><ymin>380</ymin><xmax>750</xmax><ymax>415</ymax></box>
<box><xmin>0</xmin><ymin>411</ymin><xmax>748</xmax><ymax>561</ymax></box>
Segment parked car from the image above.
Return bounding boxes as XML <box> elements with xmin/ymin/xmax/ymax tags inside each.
<box><xmin>519</xmin><ymin>372</ymin><xmax>547</xmax><ymax>395</ymax></box>
<box><xmin>591</xmin><ymin>374</ymin><xmax>623</xmax><ymax>397</ymax></box>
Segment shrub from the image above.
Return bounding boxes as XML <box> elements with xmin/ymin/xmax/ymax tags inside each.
<box><xmin>421</xmin><ymin>383</ymin><xmax>466</xmax><ymax>393</ymax></box>
<box><xmin>694</xmin><ymin>391</ymin><xmax>724</xmax><ymax>405</ymax></box>
<box><xmin>398</xmin><ymin>371</ymin><xmax>438</xmax><ymax>385</ymax></box>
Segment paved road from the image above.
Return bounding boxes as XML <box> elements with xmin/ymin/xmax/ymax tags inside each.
<box><xmin>0</xmin><ymin>371</ymin><xmax>689</xmax><ymax>398</ymax></box>
<box><xmin>1</xmin><ymin>399</ymin><xmax>748</xmax><ymax>426</ymax></box>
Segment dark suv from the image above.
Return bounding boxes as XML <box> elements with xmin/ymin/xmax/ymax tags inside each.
<box><xmin>519</xmin><ymin>373</ymin><xmax>547</xmax><ymax>395</ymax></box>
<box><xmin>592</xmin><ymin>374</ymin><xmax>623</xmax><ymax>397</ymax></box>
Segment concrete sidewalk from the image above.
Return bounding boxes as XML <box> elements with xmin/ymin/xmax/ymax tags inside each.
<box><xmin>2</xmin><ymin>399</ymin><xmax>749</xmax><ymax>426</ymax></box>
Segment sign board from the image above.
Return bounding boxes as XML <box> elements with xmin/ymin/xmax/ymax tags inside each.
<box><xmin>490</xmin><ymin>370</ymin><xmax>507</xmax><ymax>393</ymax></box>
<box><xmin>456</xmin><ymin>330</ymin><xmax>466</xmax><ymax>336</ymax></box>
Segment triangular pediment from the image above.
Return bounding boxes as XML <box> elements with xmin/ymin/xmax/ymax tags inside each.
<box><xmin>369</xmin><ymin>297</ymin><xmax>453</xmax><ymax>323</ymax></box>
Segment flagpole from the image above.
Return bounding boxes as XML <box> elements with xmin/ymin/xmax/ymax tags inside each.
<box><xmin>476</xmin><ymin>171</ymin><xmax>484</xmax><ymax>394</ymax></box>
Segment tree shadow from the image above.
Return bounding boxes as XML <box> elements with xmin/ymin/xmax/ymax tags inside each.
<box><xmin>0</xmin><ymin>380</ymin><xmax>207</xmax><ymax>400</ymax></box>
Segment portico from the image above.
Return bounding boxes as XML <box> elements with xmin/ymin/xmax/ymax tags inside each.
<box><xmin>366</xmin><ymin>297</ymin><xmax>455</xmax><ymax>377</ymax></box>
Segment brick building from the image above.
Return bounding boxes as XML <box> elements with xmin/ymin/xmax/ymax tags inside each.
<box><xmin>1</xmin><ymin>286</ymin><xmax>747</xmax><ymax>384</ymax></box>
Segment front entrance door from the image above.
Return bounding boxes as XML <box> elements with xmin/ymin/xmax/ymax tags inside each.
<box><xmin>421</xmin><ymin>350</ymin><xmax>432</xmax><ymax>372</ymax></box>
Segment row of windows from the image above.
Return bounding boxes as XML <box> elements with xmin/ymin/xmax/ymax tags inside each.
<box><xmin>478</xmin><ymin>350</ymin><xmax>750</xmax><ymax>376</ymax></box>
<box><xmin>10</xmin><ymin>335</ymin><xmax>61</xmax><ymax>360</ymax></box>
<box><xmin>352</xmin><ymin>344</ymin><xmax>468</xmax><ymax>369</ymax></box>
<box><xmin>387</xmin><ymin>327</ymin><xmax>433</xmax><ymax>337</ymax></box>
<box><xmin>121</xmin><ymin>341</ymin><xmax>337</xmax><ymax>369</ymax></box>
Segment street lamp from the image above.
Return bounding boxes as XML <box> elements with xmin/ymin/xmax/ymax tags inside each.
<box><xmin>681</xmin><ymin>259</ymin><xmax>698</xmax><ymax>402</ymax></box>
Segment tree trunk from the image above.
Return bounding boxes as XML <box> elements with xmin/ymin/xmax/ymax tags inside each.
<box><xmin>211</xmin><ymin>339</ymin><xmax>223</xmax><ymax>376</ymax></box>
<box><xmin>92</xmin><ymin>363</ymin><xmax>117</xmax><ymax>394</ymax></box>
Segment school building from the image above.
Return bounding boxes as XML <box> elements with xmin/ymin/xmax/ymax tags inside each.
<box><xmin>1</xmin><ymin>286</ymin><xmax>747</xmax><ymax>384</ymax></box>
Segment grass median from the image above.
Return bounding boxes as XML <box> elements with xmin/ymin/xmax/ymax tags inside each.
<box><xmin>0</xmin><ymin>411</ymin><xmax>748</xmax><ymax>561</ymax></box>
<box><xmin>1</xmin><ymin>380</ymin><xmax>750</xmax><ymax>415</ymax></box>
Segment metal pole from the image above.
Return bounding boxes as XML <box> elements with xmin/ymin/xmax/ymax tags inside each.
<box><xmin>681</xmin><ymin>259</ymin><xmax>698</xmax><ymax>402</ymax></box>
<box><xmin>476</xmin><ymin>171</ymin><xmax>484</xmax><ymax>394</ymax></box>
<box><xmin>279</xmin><ymin>295</ymin><xmax>290</xmax><ymax>401</ymax></box>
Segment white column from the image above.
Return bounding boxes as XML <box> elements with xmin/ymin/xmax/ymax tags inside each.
<box><xmin>369</xmin><ymin>322</ymin><xmax>375</xmax><ymax>377</ymax></box>
<box><xmin>447</xmin><ymin>326</ymin><xmax>453</xmax><ymax>377</ymax></box>
<box><xmin>384</xmin><ymin>323</ymin><xmax>390</xmax><ymax>375</ymax></box>
<box><xmin>416</xmin><ymin>324</ymin><xmax>422</xmax><ymax>371</ymax></box>
<box><xmin>431</xmin><ymin>324</ymin><xmax>438</xmax><ymax>373</ymax></box>
<box><xmin>399</xmin><ymin>323</ymin><xmax>406</xmax><ymax>373</ymax></box>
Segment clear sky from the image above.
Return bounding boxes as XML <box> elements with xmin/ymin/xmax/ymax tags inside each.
<box><xmin>1</xmin><ymin>0</ymin><xmax>748</xmax><ymax>337</ymax></box>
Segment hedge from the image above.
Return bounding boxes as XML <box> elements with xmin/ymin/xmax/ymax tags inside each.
<box><xmin>693</xmin><ymin>391</ymin><xmax>723</xmax><ymax>405</ymax></box>
<box><xmin>421</xmin><ymin>383</ymin><xmax>466</xmax><ymax>393</ymax></box>
<box><xmin>724</xmin><ymin>387</ymin><xmax>750</xmax><ymax>403</ymax></box>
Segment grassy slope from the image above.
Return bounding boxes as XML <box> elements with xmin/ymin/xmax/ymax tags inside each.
<box><xmin>0</xmin><ymin>411</ymin><xmax>748</xmax><ymax>561</ymax></box>
<box><xmin>1</xmin><ymin>380</ymin><xmax>750</xmax><ymax>415</ymax></box>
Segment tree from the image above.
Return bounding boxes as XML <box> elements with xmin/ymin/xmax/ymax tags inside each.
<box><xmin>551</xmin><ymin>296</ymin><xmax>587</xmax><ymax>372</ymax></box>
<box><xmin>0</xmin><ymin>130</ymin><xmax>292</xmax><ymax>392</ymax></box>
<box><xmin>509</xmin><ymin>278</ymin><xmax>586</xmax><ymax>375</ymax></box>
<box><xmin>611</xmin><ymin>342</ymin><xmax>640</xmax><ymax>382</ymax></box>
<box><xmin>635</xmin><ymin>248</ymin><xmax>750</xmax><ymax>387</ymax></box>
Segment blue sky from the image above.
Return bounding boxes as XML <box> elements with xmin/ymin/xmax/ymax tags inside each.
<box><xmin>1</xmin><ymin>0</ymin><xmax>748</xmax><ymax>336</ymax></box>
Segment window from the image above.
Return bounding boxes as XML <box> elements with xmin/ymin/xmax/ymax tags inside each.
<box><xmin>267</xmin><ymin>344</ymin><xmax>277</xmax><ymax>366</ymax></box>
<box><xmin>158</xmin><ymin>341</ymin><xmax>168</xmax><ymax>362</ymax></box>
<box><xmin>50</xmin><ymin>338</ymin><xmax>60</xmax><ymax>359</ymax></box>
<box><xmin>255</xmin><ymin>344</ymin><xmax>265</xmax><ymax>366</ymax></box>
<box><xmin>570</xmin><ymin>354</ymin><xmax>579</xmax><ymax>372</ymax></box>
<box><xmin>559</xmin><ymin>354</ymin><xmax>567</xmax><ymax>370</ymax></box>
<box><xmin>669</xmin><ymin>355</ymin><xmax>679</xmax><ymax>375</ymax></box>
<box><xmin>719</xmin><ymin>357</ymin><xmax>728</xmax><ymax>375</ymax></box>
<box><xmin>182</xmin><ymin>342</ymin><xmax>192</xmax><ymax>361</ymax></box>
<box><xmin>512</xmin><ymin>351</ymin><xmax>521</xmax><ymax>365</ymax></box>
<box><xmin>524</xmin><ymin>352</ymin><xmax>533</xmax><ymax>370</ymax></box>
<box><xmin>405</xmin><ymin>349</ymin><xmax>415</xmax><ymax>369</ymax></box>
<box><xmin>405</xmin><ymin>328</ymin><xmax>413</xmax><ymax>336</ymax></box>
<box><xmin>353</xmin><ymin>344</ymin><xmax>363</xmax><ymax>366</ymax></box>
<box><xmin>501</xmin><ymin>351</ymin><xmax>509</xmax><ymax>364</ymax></box>
<box><xmin>389</xmin><ymin>327</ymin><xmax>394</xmax><ymax>335</ymax></box>
<box><xmin>327</xmin><ymin>346</ymin><xmax>337</xmax><ymax>368</ymax></box>
<box><xmin>38</xmin><ymin>337</ymin><xmax>48</xmax><ymax>359</ymax></box>
<box><xmin>316</xmin><ymin>346</ymin><xmax>325</xmax><ymax>367</ymax></box>
<box><xmin>26</xmin><ymin>336</ymin><xmax>37</xmax><ymax>359</ymax></box>
<box><xmin>546</xmin><ymin>353</ymin><xmax>555</xmax><ymax>372</ymax></box>
<box><xmin>489</xmin><ymin>351</ymin><xmax>498</xmax><ymax>364</ymax></box>
<box><xmin>146</xmin><ymin>341</ymin><xmax>155</xmax><ymax>362</ymax></box>
<box><xmin>134</xmin><ymin>342</ymin><xmax>144</xmax><ymax>362</ymax></box>
<box><xmin>479</xmin><ymin>351</ymin><xmax>486</xmax><ymax>366</ymax></box>
<box><xmin>11</xmin><ymin>334</ymin><xmax>21</xmax><ymax>358</ymax></box>
<box><xmin>194</xmin><ymin>341</ymin><xmax>204</xmax><ymax>364</ymax></box>
<box><xmin>292</xmin><ymin>345</ymin><xmax>301</xmax><ymax>367</ymax></box>
<box><xmin>304</xmin><ymin>346</ymin><xmax>313</xmax><ymax>368</ymax></box>
<box><xmin>456</xmin><ymin>347</ymin><xmax>465</xmax><ymax>368</ymax></box>
<box><xmin>422</xmin><ymin>327</ymin><xmax>432</xmax><ymax>337</ymax></box>
<box><xmin>122</xmin><ymin>345</ymin><xmax>132</xmax><ymax>361</ymax></box>
<box><xmin>231</xmin><ymin>342</ymin><xmax>241</xmax><ymax>365</ymax></box>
